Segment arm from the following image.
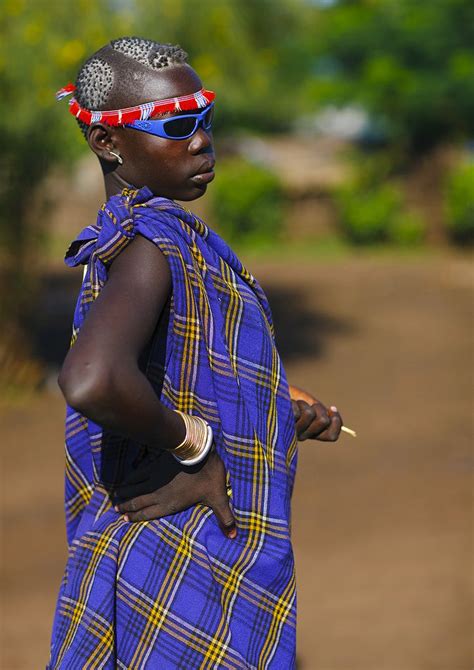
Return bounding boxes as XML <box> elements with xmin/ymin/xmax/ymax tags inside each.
<box><xmin>59</xmin><ymin>235</ymin><xmax>185</xmax><ymax>450</ymax></box>
<box><xmin>289</xmin><ymin>384</ymin><xmax>317</xmax><ymax>405</ymax></box>
<box><xmin>59</xmin><ymin>235</ymin><xmax>236</xmax><ymax>537</ymax></box>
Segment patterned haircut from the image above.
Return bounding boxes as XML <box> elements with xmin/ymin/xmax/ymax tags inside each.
<box><xmin>75</xmin><ymin>37</ymin><xmax>188</xmax><ymax>136</ymax></box>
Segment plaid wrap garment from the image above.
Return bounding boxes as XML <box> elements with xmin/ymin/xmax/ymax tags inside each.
<box><xmin>48</xmin><ymin>187</ymin><xmax>298</xmax><ymax>669</ymax></box>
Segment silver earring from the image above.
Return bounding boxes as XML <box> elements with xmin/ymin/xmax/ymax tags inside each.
<box><xmin>109</xmin><ymin>151</ymin><xmax>123</xmax><ymax>165</ymax></box>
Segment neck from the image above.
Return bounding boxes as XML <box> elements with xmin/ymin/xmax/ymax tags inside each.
<box><xmin>103</xmin><ymin>170</ymin><xmax>134</xmax><ymax>200</ymax></box>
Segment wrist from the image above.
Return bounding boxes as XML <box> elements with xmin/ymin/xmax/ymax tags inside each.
<box><xmin>289</xmin><ymin>384</ymin><xmax>317</xmax><ymax>405</ymax></box>
<box><xmin>171</xmin><ymin>411</ymin><xmax>214</xmax><ymax>466</ymax></box>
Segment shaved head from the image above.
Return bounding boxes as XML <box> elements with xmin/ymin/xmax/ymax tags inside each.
<box><xmin>74</xmin><ymin>38</ymin><xmax>188</xmax><ymax>136</ymax></box>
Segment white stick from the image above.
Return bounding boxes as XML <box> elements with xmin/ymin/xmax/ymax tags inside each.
<box><xmin>341</xmin><ymin>426</ymin><xmax>357</xmax><ymax>438</ymax></box>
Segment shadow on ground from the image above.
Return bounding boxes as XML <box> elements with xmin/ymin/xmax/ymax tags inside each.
<box><xmin>265</xmin><ymin>285</ymin><xmax>355</xmax><ymax>361</ymax></box>
<box><xmin>23</xmin><ymin>271</ymin><xmax>355</xmax><ymax>373</ymax></box>
<box><xmin>22</xmin><ymin>271</ymin><xmax>82</xmax><ymax>371</ymax></box>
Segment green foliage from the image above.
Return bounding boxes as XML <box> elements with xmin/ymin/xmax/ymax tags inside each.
<box><xmin>210</xmin><ymin>158</ymin><xmax>284</xmax><ymax>244</ymax></box>
<box><xmin>0</xmin><ymin>0</ymin><xmax>134</xmax><ymax>316</ymax></box>
<box><xmin>310</xmin><ymin>0</ymin><xmax>474</xmax><ymax>151</ymax></box>
<box><xmin>390</xmin><ymin>212</ymin><xmax>426</xmax><ymax>247</ymax></box>
<box><xmin>445</xmin><ymin>161</ymin><xmax>474</xmax><ymax>245</ymax></box>
<box><xmin>335</xmin><ymin>154</ymin><xmax>425</xmax><ymax>245</ymax></box>
<box><xmin>336</xmin><ymin>181</ymin><xmax>401</xmax><ymax>244</ymax></box>
<box><xmin>134</xmin><ymin>0</ymin><xmax>315</xmax><ymax>134</ymax></box>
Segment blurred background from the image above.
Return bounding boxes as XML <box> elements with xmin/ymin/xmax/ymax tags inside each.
<box><xmin>1</xmin><ymin>0</ymin><xmax>472</xmax><ymax>668</ymax></box>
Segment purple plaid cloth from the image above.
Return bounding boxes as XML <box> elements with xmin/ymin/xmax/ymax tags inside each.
<box><xmin>48</xmin><ymin>187</ymin><xmax>298</xmax><ymax>668</ymax></box>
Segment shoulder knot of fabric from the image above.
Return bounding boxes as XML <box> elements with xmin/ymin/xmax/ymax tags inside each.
<box><xmin>63</xmin><ymin>184</ymin><xmax>275</xmax><ymax>336</ymax></box>
<box><xmin>65</xmin><ymin>186</ymin><xmax>159</xmax><ymax>270</ymax></box>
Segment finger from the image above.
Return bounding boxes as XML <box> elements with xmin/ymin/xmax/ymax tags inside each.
<box><xmin>122</xmin><ymin>502</ymin><xmax>171</xmax><ymax>523</ymax></box>
<box><xmin>299</xmin><ymin>402</ymin><xmax>331</xmax><ymax>439</ymax></box>
<box><xmin>301</xmin><ymin>415</ymin><xmax>331</xmax><ymax>439</ymax></box>
<box><xmin>112</xmin><ymin>462</ymin><xmax>156</xmax><ymax>504</ymax></box>
<box><xmin>318</xmin><ymin>407</ymin><xmax>343</xmax><ymax>442</ymax></box>
<box><xmin>116</xmin><ymin>491</ymin><xmax>163</xmax><ymax>513</ymax></box>
<box><xmin>295</xmin><ymin>401</ymin><xmax>316</xmax><ymax>438</ymax></box>
<box><xmin>291</xmin><ymin>400</ymin><xmax>301</xmax><ymax>421</ymax></box>
<box><xmin>209</xmin><ymin>493</ymin><xmax>237</xmax><ymax>539</ymax></box>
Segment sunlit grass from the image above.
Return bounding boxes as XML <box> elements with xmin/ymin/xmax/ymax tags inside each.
<box><xmin>232</xmin><ymin>234</ymin><xmax>445</xmax><ymax>265</ymax></box>
<box><xmin>39</xmin><ymin>229</ymin><xmax>458</xmax><ymax>271</ymax></box>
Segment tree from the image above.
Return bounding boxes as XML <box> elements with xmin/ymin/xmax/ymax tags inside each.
<box><xmin>0</xmin><ymin>0</ymin><xmax>134</xmax><ymax>314</ymax></box>
<box><xmin>308</xmin><ymin>0</ymin><xmax>474</xmax><ymax>152</ymax></box>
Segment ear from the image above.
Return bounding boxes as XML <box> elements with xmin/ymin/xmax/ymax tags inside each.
<box><xmin>87</xmin><ymin>124</ymin><xmax>120</xmax><ymax>165</ymax></box>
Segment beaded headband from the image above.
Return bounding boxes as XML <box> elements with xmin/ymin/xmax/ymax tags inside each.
<box><xmin>55</xmin><ymin>83</ymin><xmax>216</xmax><ymax>126</ymax></box>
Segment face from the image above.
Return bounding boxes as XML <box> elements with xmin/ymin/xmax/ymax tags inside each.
<box><xmin>89</xmin><ymin>65</ymin><xmax>215</xmax><ymax>201</ymax></box>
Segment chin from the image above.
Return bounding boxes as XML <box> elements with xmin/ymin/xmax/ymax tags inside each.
<box><xmin>146</xmin><ymin>181</ymin><xmax>209</xmax><ymax>202</ymax></box>
<box><xmin>179</xmin><ymin>185</ymin><xmax>208</xmax><ymax>201</ymax></box>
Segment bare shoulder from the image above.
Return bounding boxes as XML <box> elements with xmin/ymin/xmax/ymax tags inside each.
<box><xmin>63</xmin><ymin>234</ymin><xmax>172</xmax><ymax>364</ymax></box>
<box><xmin>108</xmin><ymin>233</ymin><xmax>171</xmax><ymax>290</ymax></box>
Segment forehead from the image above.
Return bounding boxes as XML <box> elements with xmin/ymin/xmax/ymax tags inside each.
<box><xmin>112</xmin><ymin>64</ymin><xmax>203</xmax><ymax>108</ymax></box>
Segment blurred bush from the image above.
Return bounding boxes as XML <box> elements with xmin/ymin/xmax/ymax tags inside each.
<box><xmin>445</xmin><ymin>161</ymin><xmax>474</xmax><ymax>245</ymax></box>
<box><xmin>210</xmin><ymin>158</ymin><xmax>284</xmax><ymax>244</ymax></box>
<box><xmin>335</xmin><ymin>154</ymin><xmax>425</xmax><ymax>245</ymax></box>
<box><xmin>336</xmin><ymin>181</ymin><xmax>400</xmax><ymax>244</ymax></box>
<box><xmin>389</xmin><ymin>212</ymin><xmax>426</xmax><ymax>247</ymax></box>
<box><xmin>0</xmin><ymin>0</ymin><xmax>134</xmax><ymax>392</ymax></box>
<box><xmin>0</xmin><ymin>1</ymin><xmax>133</xmax><ymax>276</ymax></box>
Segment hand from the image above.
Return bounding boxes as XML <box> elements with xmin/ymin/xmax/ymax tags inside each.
<box><xmin>114</xmin><ymin>449</ymin><xmax>237</xmax><ymax>539</ymax></box>
<box><xmin>292</xmin><ymin>399</ymin><xmax>343</xmax><ymax>442</ymax></box>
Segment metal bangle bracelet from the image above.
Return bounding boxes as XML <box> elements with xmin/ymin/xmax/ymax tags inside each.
<box><xmin>172</xmin><ymin>424</ymin><xmax>214</xmax><ymax>466</ymax></box>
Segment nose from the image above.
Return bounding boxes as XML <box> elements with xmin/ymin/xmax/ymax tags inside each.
<box><xmin>188</xmin><ymin>125</ymin><xmax>213</xmax><ymax>154</ymax></box>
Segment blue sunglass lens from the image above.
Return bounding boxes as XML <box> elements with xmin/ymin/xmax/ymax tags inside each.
<box><xmin>203</xmin><ymin>105</ymin><xmax>214</xmax><ymax>129</ymax></box>
<box><xmin>162</xmin><ymin>116</ymin><xmax>198</xmax><ymax>138</ymax></box>
<box><xmin>161</xmin><ymin>105</ymin><xmax>214</xmax><ymax>138</ymax></box>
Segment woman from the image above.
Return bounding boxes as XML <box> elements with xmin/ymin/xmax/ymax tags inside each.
<box><xmin>48</xmin><ymin>37</ymin><xmax>343</xmax><ymax>669</ymax></box>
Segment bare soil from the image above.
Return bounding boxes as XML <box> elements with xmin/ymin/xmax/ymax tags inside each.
<box><xmin>1</xmin><ymin>253</ymin><xmax>472</xmax><ymax>670</ymax></box>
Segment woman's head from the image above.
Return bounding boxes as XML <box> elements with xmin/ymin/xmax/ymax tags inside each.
<box><xmin>74</xmin><ymin>38</ymin><xmax>215</xmax><ymax>201</ymax></box>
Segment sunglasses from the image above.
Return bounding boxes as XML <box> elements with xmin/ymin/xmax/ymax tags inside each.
<box><xmin>125</xmin><ymin>102</ymin><xmax>214</xmax><ymax>140</ymax></box>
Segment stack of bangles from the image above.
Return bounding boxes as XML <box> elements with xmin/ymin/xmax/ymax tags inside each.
<box><xmin>172</xmin><ymin>410</ymin><xmax>214</xmax><ymax>466</ymax></box>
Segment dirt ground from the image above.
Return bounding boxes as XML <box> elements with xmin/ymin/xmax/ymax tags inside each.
<box><xmin>1</xmin><ymin>253</ymin><xmax>472</xmax><ymax>670</ymax></box>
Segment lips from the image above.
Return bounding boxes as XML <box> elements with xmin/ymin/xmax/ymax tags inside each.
<box><xmin>196</xmin><ymin>158</ymin><xmax>215</xmax><ymax>174</ymax></box>
<box><xmin>190</xmin><ymin>158</ymin><xmax>216</xmax><ymax>185</ymax></box>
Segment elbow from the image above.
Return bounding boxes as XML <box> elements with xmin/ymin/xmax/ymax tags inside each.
<box><xmin>58</xmin><ymin>361</ymin><xmax>112</xmax><ymax>416</ymax></box>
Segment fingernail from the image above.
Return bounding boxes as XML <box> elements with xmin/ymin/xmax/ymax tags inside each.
<box><xmin>123</xmin><ymin>515</ymin><xmax>129</xmax><ymax>522</ymax></box>
<box><xmin>330</xmin><ymin>405</ymin><xmax>338</xmax><ymax>412</ymax></box>
<box><xmin>227</xmin><ymin>528</ymin><xmax>237</xmax><ymax>539</ymax></box>
<box><xmin>114</xmin><ymin>506</ymin><xmax>119</xmax><ymax>512</ymax></box>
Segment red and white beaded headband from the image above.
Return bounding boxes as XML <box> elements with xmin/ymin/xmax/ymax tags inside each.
<box><xmin>56</xmin><ymin>83</ymin><xmax>216</xmax><ymax>126</ymax></box>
